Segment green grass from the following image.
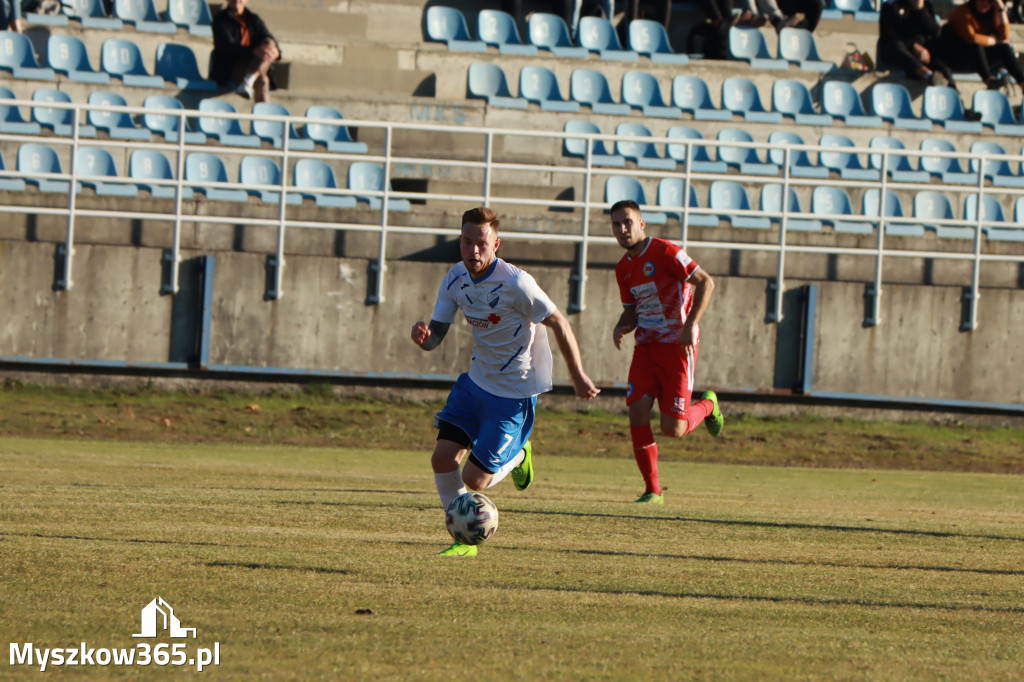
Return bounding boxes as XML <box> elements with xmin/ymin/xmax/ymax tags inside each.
<box><xmin>2</xmin><ymin>438</ymin><xmax>1023</xmax><ymax>680</ymax></box>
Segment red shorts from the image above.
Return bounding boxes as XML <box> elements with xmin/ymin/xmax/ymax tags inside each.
<box><xmin>626</xmin><ymin>341</ymin><xmax>697</xmax><ymax>419</ymax></box>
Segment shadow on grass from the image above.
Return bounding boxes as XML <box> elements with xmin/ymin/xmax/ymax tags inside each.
<box><xmin>205</xmin><ymin>560</ymin><xmax>351</xmax><ymax>575</ymax></box>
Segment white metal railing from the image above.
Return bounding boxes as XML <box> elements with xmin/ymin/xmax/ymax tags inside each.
<box><xmin>1</xmin><ymin>97</ymin><xmax>1023</xmax><ymax>329</ymax></box>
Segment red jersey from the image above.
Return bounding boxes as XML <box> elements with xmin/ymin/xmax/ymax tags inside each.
<box><xmin>615</xmin><ymin>237</ymin><xmax>700</xmax><ymax>345</ymax></box>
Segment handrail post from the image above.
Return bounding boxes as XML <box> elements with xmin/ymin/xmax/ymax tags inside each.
<box><xmin>768</xmin><ymin>146</ymin><xmax>791</xmax><ymax>323</ymax></box>
<box><xmin>165</xmin><ymin>109</ymin><xmax>188</xmax><ymax>295</ymax></box>
<box><xmin>483</xmin><ymin>131</ymin><xmax>493</xmax><ymax>206</ymax></box>
<box><xmin>866</xmin><ymin>150</ymin><xmax>889</xmax><ymax>326</ymax></box>
<box><xmin>370</xmin><ymin>126</ymin><xmax>392</xmax><ymax>304</ymax></box>
<box><xmin>681</xmin><ymin>141</ymin><xmax>693</xmax><ymax>250</ymax></box>
<box><xmin>58</xmin><ymin>114</ymin><xmax>81</xmax><ymax>290</ymax></box>
<box><xmin>964</xmin><ymin>158</ymin><xmax>986</xmax><ymax>330</ymax></box>
<box><xmin>569</xmin><ymin>133</ymin><xmax>592</xmax><ymax>314</ymax></box>
<box><xmin>267</xmin><ymin>127</ymin><xmax>290</xmax><ymax>300</ymax></box>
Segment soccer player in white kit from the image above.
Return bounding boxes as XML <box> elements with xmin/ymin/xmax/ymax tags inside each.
<box><xmin>411</xmin><ymin>207</ymin><xmax>601</xmax><ymax>556</ymax></box>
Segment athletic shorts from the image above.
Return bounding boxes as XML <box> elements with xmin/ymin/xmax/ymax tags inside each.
<box><xmin>626</xmin><ymin>341</ymin><xmax>696</xmax><ymax>419</ymax></box>
<box><xmin>434</xmin><ymin>373</ymin><xmax>536</xmax><ymax>474</ymax></box>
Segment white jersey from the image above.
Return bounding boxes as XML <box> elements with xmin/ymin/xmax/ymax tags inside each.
<box><xmin>431</xmin><ymin>258</ymin><xmax>556</xmax><ymax>399</ymax></box>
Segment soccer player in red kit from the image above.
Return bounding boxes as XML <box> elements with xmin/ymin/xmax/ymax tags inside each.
<box><xmin>610</xmin><ymin>200</ymin><xmax>724</xmax><ymax>504</ymax></box>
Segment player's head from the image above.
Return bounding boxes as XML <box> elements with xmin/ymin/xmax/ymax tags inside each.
<box><xmin>460</xmin><ymin>206</ymin><xmax>501</xmax><ymax>276</ymax></box>
<box><xmin>609</xmin><ymin>200</ymin><xmax>647</xmax><ymax>251</ymax></box>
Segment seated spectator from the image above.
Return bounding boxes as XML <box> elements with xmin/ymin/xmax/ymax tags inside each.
<box><xmin>502</xmin><ymin>0</ymin><xmax>613</xmax><ymax>40</ymax></box>
<box><xmin>2</xmin><ymin>0</ymin><xmax>22</xmax><ymax>32</ymax></box>
<box><xmin>937</xmin><ymin>0</ymin><xmax>1024</xmax><ymax>93</ymax></box>
<box><xmin>690</xmin><ymin>0</ymin><xmax>736</xmax><ymax>58</ymax></box>
<box><xmin>210</xmin><ymin>0</ymin><xmax>281</xmax><ymax>103</ymax></box>
<box><xmin>736</xmin><ymin>0</ymin><xmax>821</xmax><ymax>32</ymax></box>
<box><xmin>877</xmin><ymin>0</ymin><xmax>953</xmax><ymax>86</ymax></box>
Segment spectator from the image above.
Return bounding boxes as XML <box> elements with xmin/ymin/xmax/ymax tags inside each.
<box><xmin>689</xmin><ymin>0</ymin><xmax>737</xmax><ymax>58</ymax></box>
<box><xmin>937</xmin><ymin>0</ymin><xmax>1024</xmax><ymax>92</ymax></box>
<box><xmin>777</xmin><ymin>0</ymin><xmax>822</xmax><ymax>32</ymax></box>
<box><xmin>501</xmin><ymin>0</ymin><xmax>613</xmax><ymax>40</ymax></box>
<box><xmin>877</xmin><ymin>0</ymin><xmax>953</xmax><ymax>87</ymax></box>
<box><xmin>2</xmin><ymin>0</ymin><xmax>22</xmax><ymax>32</ymax></box>
<box><xmin>210</xmin><ymin>0</ymin><xmax>281</xmax><ymax>103</ymax></box>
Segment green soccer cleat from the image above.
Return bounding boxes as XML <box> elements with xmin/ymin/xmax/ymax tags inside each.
<box><xmin>701</xmin><ymin>390</ymin><xmax>724</xmax><ymax>437</ymax></box>
<box><xmin>634</xmin><ymin>491</ymin><xmax>664</xmax><ymax>504</ymax></box>
<box><xmin>437</xmin><ymin>542</ymin><xmax>478</xmax><ymax>557</ymax></box>
<box><xmin>511</xmin><ymin>440</ymin><xmax>534</xmax><ymax>491</ymax></box>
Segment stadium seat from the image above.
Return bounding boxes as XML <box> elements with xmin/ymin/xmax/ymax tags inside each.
<box><xmin>721</xmin><ymin>77</ymin><xmax>782</xmax><ymax>123</ymax></box>
<box><xmin>197</xmin><ymin>99</ymin><xmax>260</xmax><ymax>148</ymax></box>
<box><xmin>621</xmin><ymin>71</ymin><xmax>680</xmax><ymax>118</ymax></box>
<box><xmin>628</xmin><ymin>19</ymin><xmax>687</xmax><ymax>64</ymax></box>
<box><xmin>771</xmin><ymin>79</ymin><xmax>832</xmax><ymax>125</ymax></box>
<box><xmin>868</xmin><ymin>136</ymin><xmax>929</xmax><ymax>183</ymax></box>
<box><xmin>0</xmin><ymin>31</ymin><xmax>56</xmax><ymax>80</ymax></box>
<box><xmin>570</xmin><ymin>69</ymin><xmax>629</xmax><ymax>115</ymax></box>
<box><xmin>251</xmin><ymin>102</ymin><xmax>314</xmax><ymax>151</ymax></box>
<box><xmin>562</xmin><ymin>120</ymin><xmax>625</xmax><ymax>167</ymax></box>
<box><xmin>776</xmin><ymin>27</ymin><xmax>833</xmax><ymax>71</ymax></box>
<box><xmin>71</xmin><ymin>0</ymin><xmax>123</xmax><ymax>29</ymax></box>
<box><xmin>717</xmin><ymin>128</ymin><xmax>778</xmax><ymax>175</ymax></box>
<box><xmin>914</xmin><ymin>190</ymin><xmax>973</xmax><ymax>239</ymax></box>
<box><xmin>528</xmin><ymin>13</ymin><xmax>587</xmax><ymax>58</ymax></box>
<box><xmin>167</xmin><ymin>0</ymin><xmax>214</xmax><ymax>36</ymax></box>
<box><xmin>18</xmin><ymin>142</ymin><xmax>70</xmax><ymax>193</ymax></box>
<box><xmin>965</xmin><ymin>193</ymin><xmax>1016</xmax><ymax>240</ymax></box>
<box><xmin>969</xmin><ymin>141</ymin><xmax>1024</xmax><ymax>187</ymax></box>
<box><xmin>863</xmin><ymin>188</ymin><xmax>922</xmax><ymax>236</ymax></box>
<box><xmin>821</xmin><ymin>0</ymin><xmax>878</xmax><ymax>21</ymax></box>
<box><xmin>31</xmin><ymin>88</ymin><xmax>96</xmax><ymax>137</ymax></box>
<box><xmin>114</xmin><ymin>0</ymin><xmax>175</xmax><ymax>33</ymax></box>
<box><xmin>304</xmin><ymin>105</ymin><xmax>368</xmax><ymax>153</ymax></box>
<box><xmin>142</xmin><ymin>94</ymin><xmax>206</xmax><ymax>144</ymax></box>
<box><xmin>0</xmin><ymin>149</ymin><xmax>26</xmax><ymax>191</ymax></box>
<box><xmin>476</xmin><ymin>9</ymin><xmax>536</xmax><ymax>55</ymax></box>
<box><xmin>870</xmin><ymin>83</ymin><xmax>931</xmax><ymax>130</ymax></box>
<box><xmin>424</xmin><ymin>6</ymin><xmax>486</xmax><ymax>52</ymax></box>
<box><xmin>47</xmin><ymin>34</ymin><xmax>109</xmax><ymax>84</ymax></box>
<box><xmin>87</xmin><ymin>91</ymin><xmax>151</xmax><ymax>140</ymax></box>
<box><xmin>518</xmin><ymin>65</ymin><xmax>579</xmax><ymax>112</ymax></box>
<box><xmin>994</xmin><ymin>197</ymin><xmax>1024</xmax><ymax>241</ymax></box>
<box><xmin>656</xmin><ymin>177</ymin><xmax>717</xmax><ymax>227</ymax></box>
<box><xmin>24</xmin><ymin>0</ymin><xmax>69</xmax><ymax>25</ymax></box>
<box><xmin>672</xmin><ymin>74</ymin><xmax>731</xmax><ymax>121</ymax></box>
<box><xmin>811</xmin><ymin>185</ymin><xmax>865</xmax><ymax>233</ymax></box>
<box><xmin>971</xmin><ymin>89</ymin><xmax>1024</xmax><ymax>135</ymax></box>
<box><xmin>0</xmin><ymin>85</ymin><xmax>41</xmax><ymax>135</ymax></box>
<box><xmin>292</xmin><ymin>158</ymin><xmax>355</xmax><ymax>207</ymax></box>
<box><xmin>467</xmin><ymin>62</ymin><xmax>528</xmax><ymax>109</ymax></box>
<box><xmin>818</xmin><ymin>133</ymin><xmax>879</xmax><ymax>181</ymax></box>
<box><xmin>922</xmin><ymin>85</ymin><xmax>982</xmax><ymax>132</ymax></box>
<box><xmin>101</xmin><ymin>38</ymin><xmax>165</xmax><ymax>87</ymax></box>
<box><xmin>155</xmin><ymin>44</ymin><xmax>217</xmax><ymax>91</ymax></box>
<box><xmin>709</xmin><ymin>180</ymin><xmax>770</xmax><ymax>229</ymax></box>
<box><xmin>821</xmin><ymin>81</ymin><xmax>882</xmax><ymax>127</ymax></box>
<box><xmin>760</xmin><ymin>183</ymin><xmax>822</xmax><ymax>231</ymax></box>
<box><xmin>129</xmin><ymin>148</ymin><xmax>192</xmax><ymax>199</ymax></box>
<box><xmin>728</xmin><ymin>26</ymin><xmax>786</xmax><ymax>69</ymax></box>
<box><xmin>614</xmin><ymin>122</ymin><xmax>675</xmax><ymax>170</ymax></box>
<box><xmin>348</xmin><ymin>162</ymin><xmax>410</xmax><ymax>211</ymax></box>
<box><xmin>604</xmin><ymin>175</ymin><xmax>666</xmax><ymax>223</ymax></box>
<box><xmin>919</xmin><ymin>138</ymin><xmax>976</xmax><ymax>185</ymax></box>
<box><xmin>239</xmin><ymin>156</ymin><xmax>300</xmax><ymax>205</ymax></box>
<box><xmin>576</xmin><ymin>16</ymin><xmax>637</xmax><ymax>61</ymax></box>
<box><xmin>185</xmin><ymin>152</ymin><xmax>248</xmax><ymax>202</ymax></box>
<box><xmin>666</xmin><ymin>126</ymin><xmax>727</xmax><ymax>173</ymax></box>
<box><xmin>766</xmin><ymin>130</ymin><xmax>828</xmax><ymax>179</ymax></box>
<box><xmin>75</xmin><ymin>146</ymin><xmax>137</xmax><ymax>196</ymax></box>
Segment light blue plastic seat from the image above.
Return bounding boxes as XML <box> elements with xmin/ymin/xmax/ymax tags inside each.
<box><xmin>129</xmin><ymin>149</ymin><xmax>192</xmax><ymax>199</ymax></box>
<box><xmin>728</xmin><ymin>26</ymin><xmax>786</xmax><ymax>69</ymax></box>
<box><xmin>47</xmin><ymin>34</ymin><xmax>109</xmax><ymax>84</ymax></box>
<box><xmin>923</xmin><ymin>85</ymin><xmax>982</xmax><ymax>132</ymax></box>
<box><xmin>240</xmin><ymin>156</ymin><xmax>300</xmax><ymax>205</ymax></box>
<box><xmin>992</xmin><ymin>197</ymin><xmax>1024</xmax><ymax>241</ymax></box>
<box><xmin>868</xmin><ymin>136</ymin><xmax>929</xmax><ymax>183</ymax></box>
<box><xmin>871</xmin><ymin>83</ymin><xmax>930</xmax><ymax>130</ymax></box>
<box><xmin>721</xmin><ymin>77</ymin><xmax>782</xmax><ymax>123</ymax></box>
<box><xmin>760</xmin><ymin>183</ymin><xmax>822</xmax><ymax>231</ymax></box>
<box><xmin>604</xmin><ymin>175</ymin><xmax>666</xmax><ymax>223</ymax></box>
<box><xmin>0</xmin><ymin>31</ymin><xmax>56</xmax><ymax>80</ymax></box>
<box><xmin>709</xmin><ymin>180</ymin><xmax>770</xmax><ymax>229</ymax></box>
<box><xmin>304</xmin><ymin>105</ymin><xmax>368</xmax><ymax>153</ymax></box>
<box><xmin>771</xmin><ymin>79</ymin><xmax>832</xmax><ymax>125</ymax></box>
<box><xmin>0</xmin><ymin>85</ymin><xmax>41</xmax><ymax>135</ymax></box>
<box><xmin>969</xmin><ymin>141</ymin><xmax>1024</xmax><ymax>188</ymax></box>
<box><xmin>528</xmin><ymin>13</ymin><xmax>587</xmax><ymax>57</ymax></box>
<box><xmin>292</xmin><ymin>158</ymin><xmax>355</xmax><ymax>207</ymax></box>
<box><xmin>87</xmin><ymin>91</ymin><xmax>151</xmax><ymax>140</ymax></box>
<box><xmin>767</xmin><ymin>130</ymin><xmax>827</xmax><ymax>179</ymax></box>
<box><xmin>197</xmin><ymin>99</ymin><xmax>260</xmax><ymax>148</ymax></box>
<box><xmin>562</xmin><ymin>120</ymin><xmax>624</xmax><ymax>167</ymax></box>
<box><xmin>822</xmin><ymin>0</ymin><xmax>878</xmax><ymax>20</ymax></box>
<box><xmin>142</xmin><ymin>94</ymin><xmax>206</xmax><ymax>144</ymax></box>
<box><xmin>518</xmin><ymin>65</ymin><xmax>579</xmax><ymax>112</ymax></box>
<box><xmin>666</xmin><ymin>126</ymin><xmax>727</xmax><ymax>173</ymax></box>
<box><xmin>186</xmin><ymin>152</ymin><xmax>248</xmax><ymax>202</ymax></box>
<box><xmin>614</xmin><ymin>122</ymin><xmax>674</xmax><ymax>171</ymax></box>
<box><xmin>18</xmin><ymin>142</ymin><xmax>70</xmax><ymax>193</ymax></box>
<box><xmin>570</xmin><ymin>69</ymin><xmax>629</xmax><ymax>115</ymax></box>
<box><xmin>671</xmin><ymin>74</ymin><xmax>729</xmax><ymax>121</ymax></box>
<box><xmin>821</xmin><ymin>81</ymin><xmax>882</xmax><ymax>127</ymax></box>
<box><xmin>251</xmin><ymin>102</ymin><xmax>314</xmax><ymax>151</ymax></box>
<box><xmin>467</xmin><ymin>62</ymin><xmax>527</xmax><ymax>109</ymax></box>
<box><xmin>914</xmin><ymin>190</ymin><xmax>973</xmax><ymax>238</ymax></box>
<box><xmin>577</xmin><ymin>16</ymin><xmax>637</xmax><ymax>61</ymax></box>
<box><xmin>971</xmin><ymin>90</ymin><xmax>1024</xmax><ymax>135</ymax></box>
<box><xmin>75</xmin><ymin>146</ymin><xmax>137</xmax><ymax>196</ymax></box>
<box><xmin>776</xmin><ymin>27</ymin><xmax>833</xmax><ymax>71</ymax></box>
<box><xmin>819</xmin><ymin>133</ymin><xmax>879</xmax><ymax>181</ymax></box>
<box><xmin>811</xmin><ymin>185</ymin><xmax>864</xmax><ymax>233</ymax></box>
<box><xmin>101</xmin><ymin>38</ymin><xmax>164</xmax><ymax>87</ymax></box>
<box><xmin>863</xmin><ymin>188</ymin><xmax>922</xmax><ymax>236</ymax></box>
<box><xmin>114</xmin><ymin>0</ymin><xmax>175</xmax><ymax>33</ymax></box>
<box><xmin>424</xmin><ymin>6</ymin><xmax>486</xmax><ymax>52</ymax></box>
<box><xmin>167</xmin><ymin>0</ymin><xmax>213</xmax><ymax>36</ymax></box>
<box><xmin>657</xmin><ymin>177</ymin><xmax>717</xmax><ymax>227</ymax></box>
<box><xmin>72</xmin><ymin>0</ymin><xmax>122</xmax><ymax>29</ymax></box>
<box><xmin>31</xmin><ymin>88</ymin><xmax>96</xmax><ymax>137</ymax></box>
<box><xmin>628</xmin><ymin>19</ymin><xmax>687</xmax><ymax>64</ymax></box>
<box><xmin>0</xmin><ymin>149</ymin><xmax>26</xmax><ymax>191</ymax></box>
<box><xmin>477</xmin><ymin>9</ymin><xmax>536</xmax><ymax>55</ymax></box>
<box><xmin>25</xmin><ymin>0</ymin><xmax>69</xmax><ymax>25</ymax></box>
<box><xmin>348</xmin><ymin>162</ymin><xmax>410</xmax><ymax>211</ymax></box>
<box><xmin>717</xmin><ymin>128</ymin><xmax>778</xmax><ymax>175</ymax></box>
<box><xmin>155</xmin><ymin>43</ymin><xmax>217</xmax><ymax>91</ymax></box>
<box><xmin>919</xmin><ymin>138</ymin><xmax>976</xmax><ymax>185</ymax></box>
<box><xmin>621</xmin><ymin>71</ymin><xmax>680</xmax><ymax>118</ymax></box>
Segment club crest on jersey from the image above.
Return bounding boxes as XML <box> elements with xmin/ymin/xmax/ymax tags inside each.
<box><xmin>626</xmin><ymin>382</ymin><xmax>634</xmax><ymax>397</ymax></box>
<box><xmin>487</xmin><ymin>292</ymin><xmax>500</xmax><ymax>308</ymax></box>
<box><xmin>643</xmin><ymin>261</ymin><xmax>656</xmax><ymax>277</ymax></box>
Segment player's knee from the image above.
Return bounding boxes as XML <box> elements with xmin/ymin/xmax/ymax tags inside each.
<box><xmin>661</xmin><ymin>420</ymin><xmax>687</xmax><ymax>438</ymax></box>
<box><xmin>462</xmin><ymin>469</ymin><xmax>490</xmax><ymax>490</ymax></box>
<box><xmin>430</xmin><ymin>449</ymin><xmax>458</xmax><ymax>473</ymax></box>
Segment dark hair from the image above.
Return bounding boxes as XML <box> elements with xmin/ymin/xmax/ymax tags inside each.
<box><xmin>462</xmin><ymin>206</ymin><xmax>499</xmax><ymax>232</ymax></box>
<box><xmin>610</xmin><ymin>199</ymin><xmax>641</xmax><ymax>215</ymax></box>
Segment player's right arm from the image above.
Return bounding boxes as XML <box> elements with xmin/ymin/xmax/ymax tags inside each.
<box><xmin>612</xmin><ymin>306</ymin><xmax>637</xmax><ymax>350</ymax></box>
<box><xmin>411</xmin><ymin>320</ymin><xmax>450</xmax><ymax>351</ymax></box>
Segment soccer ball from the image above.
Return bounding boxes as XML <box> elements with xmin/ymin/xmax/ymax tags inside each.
<box><xmin>445</xmin><ymin>492</ymin><xmax>499</xmax><ymax>545</ymax></box>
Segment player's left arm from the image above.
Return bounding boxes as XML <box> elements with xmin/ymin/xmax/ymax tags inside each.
<box><xmin>541</xmin><ymin>309</ymin><xmax>601</xmax><ymax>399</ymax></box>
<box><xmin>680</xmin><ymin>268</ymin><xmax>714</xmax><ymax>356</ymax></box>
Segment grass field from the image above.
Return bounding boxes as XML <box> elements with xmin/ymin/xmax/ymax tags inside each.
<box><xmin>2</xmin><ymin>435</ymin><xmax>1023</xmax><ymax>680</ymax></box>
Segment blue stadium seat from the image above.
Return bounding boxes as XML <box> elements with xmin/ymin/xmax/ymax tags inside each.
<box><xmin>965</xmin><ymin>193</ymin><xmax>1016</xmax><ymax>240</ymax></box>
<box><xmin>155</xmin><ymin>43</ymin><xmax>217</xmax><ymax>91</ymax></box>
<box><xmin>562</xmin><ymin>120</ymin><xmax>625</xmax><ymax>167</ymax></box>
<box><xmin>129</xmin><ymin>149</ymin><xmax>192</xmax><ymax>199</ymax></box>
<box><xmin>570</xmin><ymin>69</ymin><xmax>629</xmax><ymax>115</ymax></box>
<box><xmin>197</xmin><ymin>99</ymin><xmax>260</xmax><ymax>148</ymax></box>
<box><xmin>528</xmin><ymin>13</ymin><xmax>587</xmax><ymax>57</ymax></box>
<box><xmin>728</xmin><ymin>26</ymin><xmax>786</xmax><ymax>69</ymax></box>
<box><xmin>969</xmin><ymin>141</ymin><xmax>1024</xmax><ymax>187</ymax></box>
<box><xmin>995</xmin><ymin>197</ymin><xmax>1024</xmax><ymax>241</ymax></box>
<box><xmin>863</xmin><ymin>188</ymin><xmax>922</xmax><ymax>236</ymax></box>
<box><xmin>101</xmin><ymin>38</ymin><xmax>164</xmax><ymax>87</ymax></box>
<box><xmin>604</xmin><ymin>175</ymin><xmax>666</xmax><ymax>223</ymax></box>
<box><xmin>821</xmin><ymin>80</ymin><xmax>882</xmax><ymax>127</ymax></box>
<box><xmin>621</xmin><ymin>71</ymin><xmax>680</xmax><ymax>118</ymax></box>
<box><xmin>114</xmin><ymin>0</ymin><xmax>175</xmax><ymax>33</ymax></box>
<box><xmin>87</xmin><ymin>91</ymin><xmax>151</xmax><ymax>140</ymax></box>
<box><xmin>0</xmin><ymin>149</ymin><xmax>25</xmax><ymax>191</ymax></box>
<box><xmin>971</xmin><ymin>89</ymin><xmax>1024</xmax><ymax>135</ymax></box>
<box><xmin>709</xmin><ymin>180</ymin><xmax>770</xmax><ymax>229</ymax></box>
<box><xmin>614</xmin><ymin>122</ymin><xmax>675</xmax><ymax>170</ymax></box>
<box><xmin>771</xmin><ymin>79</ymin><xmax>832</xmax><ymax>125</ymax></box>
<box><xmin>71</xmin><ymin>0</ymin><xmax>123</xmax><ymax>29</ymax></box>
<box><xmin>868</xmin><ymin>136</ymin><xmax>929</xmax><ymax>183</ymax></box>
<box><xmin>348</xmin><ymin>162</ymin><xmax>410</xmax><ymax>211</ymax></box>
<box><xmin>870</xmin><ymin>83</ymin><xmax>930</xmax><ymax>130</ymax></box>
<box><xmin>717</xmin><ymin>128</ymin><xmax>778</xmax><ymax>175</ymax></box>
<box><xmin>467</xmin><ymin>62</ymin><xmax>527</xmax><ymax>109</ymax></box>
<box><xmin>767</xmin><ymin>130</ymin><xmax>828</xmax><ymax>179</ymax></box>
<box><xmin>142</xmin><ymin>94</ymin><xmax>206</xmax><ymax>144</ymax></box>
<box><xmin>776</xmin><ymin>27</ymin><xmax>833</xmax><ymax>71</ymax></box>
<box><xmin>518</xmin><ymin>65</ymin><xmax>579</xmax><ymax>112</ymax></box>
<box><xmin>0</xmin><ymin>86</ymin><xmax>41</xmax><ymax>135</ymax></box>
<box><xmin>923</xmin><ymin>85</ymin><xmax>982</xmax><ymax>132</ymax></box>
<box><xmin>31</xmin><ymin>88</ymin><xmax>96</xmax><ymax>137</ymax></box>
<box><xmin>240</xmin><ymin>156</ymin><xmax>300</xmax><ymax>205</ymax></box>
<box><xmin>721</xmin><ymin>77</ymin><xmax>782</xmax><ymax>123</ymax></box>
<box><xmin>822</xmin><ymin>0</ymin><xmax>878</xmax><ymax>21</ymax></box>
<box><xmin>628</xmin><ymin>19</ymin><xmax>687</xmax><ymax>64</ymax></box>
<box><xmin>424</xmin><ymin>6</ymin><xmax>486</xmax><ymax>52</ymax></box>
<box><xmin>25</xmin><ymin>0</ymin><xmax>69</xmax><ymax>25</ymax></box>
<box><xmin>251</xmin><ymin>102</ymin><xmax>314</xmax><ymax>151</ymax></box>
<box><xmin>292</xmin><ymin>158</ymin><xmax>355</xmax><ymax>207</ymax></box>
<box><xmin>811</xmin><ymin>185</ymin><xmax>864</xmax><ymax>233</ymax></box>
<box><xmin>672</xmin><ymin>74</ymin><xmax>730</xmax><ymax>121</ymax></box>
<box><xmin>760</xmin><ymin>183</ymin><xmax>822</xmax><ymax>231</ymax></box>
<box><xmin>75</xmin><ymin>146</ymin><xmax>137</xmax><ymax>196</ymax></box>
<box><xmin>919</xmin><ymin>138</ymin><xmax>976</xmax><ymax>185</ymax></box>
<box><xmin>576</xmin><ymin>16</ymin><xmax>637</xmax><ymax>61</ymax></box>
<box><xmin>656</xmin><ymin>177</ymin><xmax>717</xmax><ymax>226</ymax></box>
<box><xmin>304</xmin><ymin>105</ymin><xmax>368</xmax><ymax>153</ymax></box>
<box><xmin>477</xmin><ymin>9</ymin><xmax>536</xmax><ymax>55</ymax></box>
<box><xmin>167</xmin><ymin>0</ymin><xmax>213</xmax><ymax>36</ymax></box>
<box><xmin>666</xmin><ymin>126</ymin><xmax>727</xmax><ymax>173</ymax></box>
<box><xmin>185</xmin><ymin>152</ymin><xmax>248</xmax><ymax>202</ymax></box>
<box><xmin>818</xmin><ymin>133</ymin><xmax>879</xmax><ymax>181</ymax></box>
<box><xmin>0</xmin><ymin>31</ymin><xmax>56</xmax><ymax>80</ymax></box>
<box><xmin>47</xmin><ymin>34</ymin><xmax>109</xmax><ymax>84</ymax></box>
<box><xmin>18</xmin><ymin>142</ymin><xmax>70</xmax><ymax>193</ymax></box>
<box><xmin>914</xmin><ymin>190</ymin><xmax>973</xmax><ymax>239</ymax></box>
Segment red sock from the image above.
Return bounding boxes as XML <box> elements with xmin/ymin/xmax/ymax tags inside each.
<box><xmin>683</xmin><ymin>398</ymin><xmax>713</xmax><ymax>435</ymax></box>
<box><xmin>630</xmin><ymin>423</ymin><xmax>660</xmax><ymax>494</ymax></box>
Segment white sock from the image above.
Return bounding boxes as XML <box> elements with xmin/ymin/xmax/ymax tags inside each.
<box><xmin>484</xmin><ymin>448</ymin><xmax>526</xmax><ymax>489</ymax></box>
<box><xmin>434</xmin><ymin>469</ymin><xmax>466</xmax><ymax>511</ymax></box>
<box><xmin>243</xmin><ymin>72</ymin><xmax>258</xmax><ymax>89</ymax></box>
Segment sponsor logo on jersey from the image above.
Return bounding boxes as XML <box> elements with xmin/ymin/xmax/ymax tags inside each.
<box><xmin>643</xmin><ymin>261</ymin><xmax>656</xmax><ymax>277</ymax></box>
<box><xmin>488</xmin><ymin>313</ymin><xmax>501</xmax><ymax>325</ymax></box>
<box><xmin>465</xmin><ymin>316</ymin><xmax>492</xmax><ymax>328</ymax></box>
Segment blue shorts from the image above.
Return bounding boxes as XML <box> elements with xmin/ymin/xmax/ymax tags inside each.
<box><xmin>434</xmin><ymin>373</ymin><xmax>536</xmax><ymax>474</ymax></box>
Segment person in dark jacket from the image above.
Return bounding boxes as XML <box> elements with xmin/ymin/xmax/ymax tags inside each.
<box><xmin>936</xmin><ymin>0</ymin><xmax>1024</xmax><ymax>91</ymax></box>
<box><xmin>210</xmin><ymin>0</ymin><xmax>280</xmax><ymax>102</ymax></box>
<box><xmin>877</xmin><ymin>0</ymin><xmax>953</xmax><ymax>86</ymax></box>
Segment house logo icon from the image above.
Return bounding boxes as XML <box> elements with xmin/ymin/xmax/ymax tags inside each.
<box><xmin>132</xmin><ymin>597</ymin><xmax>197</xmax><ymax>639</ymax></box>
